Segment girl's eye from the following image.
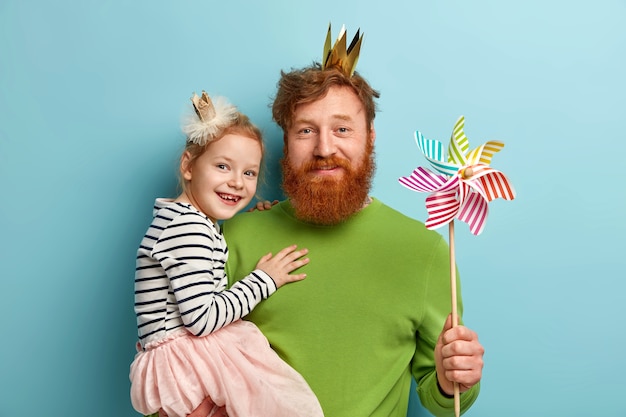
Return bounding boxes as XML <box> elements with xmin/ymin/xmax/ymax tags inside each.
<box><xmin>217</xmin><ymin>164</ymin><xmax>228</xmax><ymax>170</ymax></box>
<box><xmin>244</xmin><ymin>170</ymin><xmax>258</xmax><ymax>177</ymax></box>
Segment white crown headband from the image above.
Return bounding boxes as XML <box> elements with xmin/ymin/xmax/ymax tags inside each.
<box><xmin>182</xmin><ymin>91</ymin><xmax>239</xmax><ymax>146</ymax></box>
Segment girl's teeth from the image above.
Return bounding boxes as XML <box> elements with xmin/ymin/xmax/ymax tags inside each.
<box><xmin>219</xmin><ymin>193</ymin><xmax>239</xmax><ymax>202</ymax></box>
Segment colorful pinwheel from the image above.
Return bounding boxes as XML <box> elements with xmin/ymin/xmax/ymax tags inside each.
<box><xmin>398</xmin><ymin>116</ymin><xmax>515</xmax><ymax>417</ymax></box>
<box><xmin>399</xmin><ymin>115</ymin><xmax>515</xmax><ymax>235</ymax></box>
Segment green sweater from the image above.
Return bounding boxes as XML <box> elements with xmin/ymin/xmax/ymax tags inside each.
<box><xmin>223</xmin><ymin>198</ymin><xmax>479</xmax><ymax>417</ymax></box>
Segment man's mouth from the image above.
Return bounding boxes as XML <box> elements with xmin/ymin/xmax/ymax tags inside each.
<box><xmin>308</xmin><ymin>156</ymin><xmax>350</xmax><ymax>172</ymax></box>
<box><xmin>303</xmin><ymin>157</ymin><xmax>351</xmax><ymax>178</ymax></box>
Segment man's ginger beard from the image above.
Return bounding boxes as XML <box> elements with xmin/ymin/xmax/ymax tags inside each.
<box><xmin>281</xmin><ymin>141</ymin><xmax>375</xmax><ymax>225</ymax></box>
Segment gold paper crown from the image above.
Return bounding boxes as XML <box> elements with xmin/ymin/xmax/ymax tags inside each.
<box><xmin>322</xmin><ymin>23</ymin><xmax>363</xmax><ymax>77</ymax></box>
<box><xmin>191</xmin><ymin>91</ymin><xmax>216</xmax><ymax>122</ymax></box>
<box><xmin>182</xmin><ymin>91</ymin><xmax>238</xmax><ymax>145</ymax></box>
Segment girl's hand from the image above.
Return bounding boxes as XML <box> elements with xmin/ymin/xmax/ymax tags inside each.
<box><xmin>256</xmin><ymin>245</ymin><xmax>309</xmax><ymax>288</ymax></box>
<box><xmin>247</xmin><ymin>200</ymin><xmax>279</xmax><ymax>212</ymax></box>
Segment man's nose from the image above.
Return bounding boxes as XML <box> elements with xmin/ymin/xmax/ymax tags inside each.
<box><xmin>313</xmin><ymin>131</ymin><xmax>337</xmax><ymax>158</ymax></box>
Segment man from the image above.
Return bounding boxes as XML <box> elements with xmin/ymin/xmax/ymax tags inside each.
<box><xmin>178</xmin><ymin>26</ymin><xmax>484</xmax><ymax>417</ymax></box>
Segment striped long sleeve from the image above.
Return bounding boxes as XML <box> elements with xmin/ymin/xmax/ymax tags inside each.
<box><xmin>134</xmin><ymin>201</ymin><xmax>277</xmax><ymax>348</ymax></box>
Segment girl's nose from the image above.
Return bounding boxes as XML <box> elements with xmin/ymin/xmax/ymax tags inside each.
<box><xmin>228</xmin><ymin>175</ymin><xmax>243</xmax><ymax>189</ymax></box>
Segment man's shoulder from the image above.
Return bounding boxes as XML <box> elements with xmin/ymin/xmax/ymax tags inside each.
<box><xmin>223</xmin><ymin>201</ymin><xmax>287</xmax><ymax>234</ymax></box>
<box><xmin>374</xmin><ymin>198</ymin><xmax>425</xmax><ymax>226</ymax></box>
<box><xmin>373</xmin><ymin>199</ymin><xmax>443</xmax><ymax>240</ymax></box>
<box><xmin>223</xmin><ymin>209</ymin><xmax>262</xmax><ymax>230</ymax></box>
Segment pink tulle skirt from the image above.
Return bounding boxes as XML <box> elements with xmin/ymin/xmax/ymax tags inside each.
<box><xmin>129</xmin><ymin>320</ymin><xmax>323</xmax><ymax>417</ymax></box>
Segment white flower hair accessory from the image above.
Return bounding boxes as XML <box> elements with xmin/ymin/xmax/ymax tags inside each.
<box><xmin>182</xmin><ymin>91</ymin><xmax>239</xmax><ymax>146</ymax></box>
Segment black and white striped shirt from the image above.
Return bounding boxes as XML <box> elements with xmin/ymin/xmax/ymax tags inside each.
<box><xmin>134</xmin><ymin>199</ymin><xmax>276</xmax><ymax>349</ymax></box>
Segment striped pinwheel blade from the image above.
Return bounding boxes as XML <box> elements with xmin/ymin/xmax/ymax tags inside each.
<box><xmin>447</xmin><ymin>116</ymin><xmax>469</xmax><ymax>167</ymax></box>
<box><xmin>424</xmin><ymin>189</ymin><xmax>460</xmax><ymax>230</ymax></box>
<box><xmin>478</xmin><ymin>171</ymin><xmax>516</xmax><ymax>202</ymax></box>
<box><xmin>414</xmin><ymin>130</ymin><xmax>459</xmax><ymax>177</ymax></box>
<box><xmin>398</xmin><ymin>166</ymin><xmax>452</xmax><ymax>193</ymax></box>
<box><xmin>463</xmin><ymin>165</ymin><xmax>516</xmax><ymax>202</ymax></box>
<box><xmin>457</xmin><ymin>187</ymin><xmax>489</xmax><ymax>235</ymax></box>
<box><xmin>465</xmin><ymin>141</ymin><xmax>505</xmax><ymax>166</ymax></box>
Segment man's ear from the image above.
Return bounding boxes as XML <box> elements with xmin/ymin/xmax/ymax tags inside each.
<box><xmin>369</xmin><ymin>124</ymin><xmax>376</xmax><ymax>145</ymax></box>
<box><xmin>180</xmin><ymin>151</ymin><xmax>193</xmax><ymax>181</ymax></box>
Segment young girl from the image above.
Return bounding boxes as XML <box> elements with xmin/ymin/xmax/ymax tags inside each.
<box><xmin>129</xmin><ymin>91</ymin><xmax>324</xmax><ymax>417</ymax></box>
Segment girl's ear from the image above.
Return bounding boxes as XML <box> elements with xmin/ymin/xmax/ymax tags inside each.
<box><xmin>180</xmin><ymin>151</ymin><xmax>193</xmax><ymax>181</ymax></box>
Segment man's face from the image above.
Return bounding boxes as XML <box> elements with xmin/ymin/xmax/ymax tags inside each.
<box><xmin>285</xmin><ymin>85</ymin><xmax>373</xmax><ymax>177</ymax></box>
<box><xmin>281</xmin><ymin>85</ymin><xmax>376</xmax><ymax>225</ymax></box>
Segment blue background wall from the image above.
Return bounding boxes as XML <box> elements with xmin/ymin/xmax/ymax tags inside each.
<box><xmin>1</xmin><ymin>1</ymin><xmax>624</xmax><ymax>416</ymax></box>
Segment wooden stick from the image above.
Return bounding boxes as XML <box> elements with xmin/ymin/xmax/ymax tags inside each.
<box><xmin>449</xmin><ymin>221</ymin><xmax>460</xmax><ymax>417</ymax></box>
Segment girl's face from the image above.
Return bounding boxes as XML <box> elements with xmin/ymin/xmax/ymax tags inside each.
<box><xmin>180</xmin><ymin>134</ymin><xmax>262</xmax><ymax>222</ymax></box>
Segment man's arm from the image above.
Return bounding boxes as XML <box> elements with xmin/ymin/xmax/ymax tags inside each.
<box><xmin>435</xmin><ymin>314</ymin><xmax>484</xmax><ymax>396</ymax></box>
<box><xmin>413</xmin><ymin>315</ymin><xmax>483</xmax><ymax>416</ymax></box>
<box><xmin>411</xmin><ymin>237</ymin><xmax>483</xmax><ymax>416</ymax></box>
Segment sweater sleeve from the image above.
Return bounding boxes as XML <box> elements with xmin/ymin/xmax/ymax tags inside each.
<box><xmin>416</xmin><ymin>371</ymin><xmax>479</xmax><ymax>417</ymax></box>
<box><xmin>152</xmin><ymin>212</ymin><xmax>277</xmax><ymax>336</ymax></box>
<box><xmin>411</xmin><ymin>235</ymin><xmax>480</xmax><ymax>416</ymax></box>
